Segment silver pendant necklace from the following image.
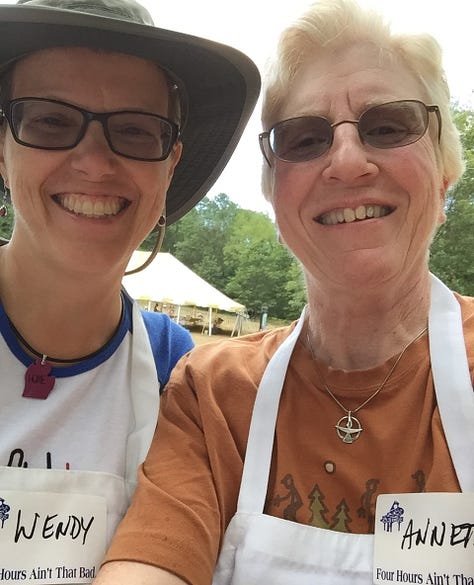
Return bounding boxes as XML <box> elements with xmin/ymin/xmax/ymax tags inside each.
<box><xmin>306</xmin><ymin>326</ymin><xmax>428</xmax><ymax>444</ymax></box>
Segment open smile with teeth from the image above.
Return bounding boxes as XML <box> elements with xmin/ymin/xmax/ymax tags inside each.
<box><xmin>54</xmin><ymin>194</ymin><xmax>129</xmax><ymax>218</ymax></box>
<box><xmin>316</xmin><ymin>204</ymin><xmax>393</xmax><ymax>225</ymax></box>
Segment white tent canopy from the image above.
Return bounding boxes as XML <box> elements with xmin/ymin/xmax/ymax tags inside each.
<box><xmin>123</xmin><ymin>251</ymin><xmax>245</xmax><ymax>313</ymax></box>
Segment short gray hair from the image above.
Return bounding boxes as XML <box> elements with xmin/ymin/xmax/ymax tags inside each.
<box><xmin>261</xmin><ymin>0</ymin><xmax>464</xmax><ymax>198</ymax></box>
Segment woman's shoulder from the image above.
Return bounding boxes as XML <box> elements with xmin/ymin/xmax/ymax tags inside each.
<box><xmin>184</xmin><ymin>320</ymin><xmax>298</xmax><ymax>371</ymax></box>
<box><xmin>140</xmin><ymin>310</ymin><xmax>194</xmax><ymax>386</ymax></box>
<box><xmin>141</xmin><ymin>310</ymin><xmax>192</xmax><ymax>341</ymax></box>
<box><xmin>165</xmin><ymin>321</ymin><xmax>300</xmax><ymax>413</ymax></box>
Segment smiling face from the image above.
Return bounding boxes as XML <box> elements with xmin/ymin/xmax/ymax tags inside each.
<box><xmin>0</xmin><ymin>47</ymin><xmax>182</xmax><ymax>274</ymax></box>
<box><xmin>269</xmin><ymin>42</ymin><xmax>447</xmax><ymax>290</ymax></box>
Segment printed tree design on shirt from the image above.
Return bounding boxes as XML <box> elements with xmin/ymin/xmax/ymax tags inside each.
<box><xmin>272</xmin><ymin>474</ymin><xmax>302</xmax><ymax>521</ymax></box>
<box><xmin>308</xmin><ymin>483</ymin><xmax>329</xmax><ymax>528</ymax></box>
<box><xmin>329</xmin><ymin>498</ymin><xmax>352</xmax><ymax>533</ymax></box>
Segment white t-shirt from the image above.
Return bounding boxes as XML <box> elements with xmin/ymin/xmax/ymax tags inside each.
<box><xmin>0</xmin><ymin>292</ymin><xmax>193</xmax><ymax>475</ymax></box>
<box><xmin>0</xmin><ymin>333</ymin><xmax>134</xmax><ymax>475</ymax></box>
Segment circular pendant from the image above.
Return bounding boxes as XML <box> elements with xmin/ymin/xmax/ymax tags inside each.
<box><xmin>335</xmin><ymin>412</ymin><xmax>362</xmax><ymax>444</ymax></box>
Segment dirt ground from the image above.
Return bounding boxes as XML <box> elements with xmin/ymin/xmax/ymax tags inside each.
<box><xmin>190</xmin><ymin>331</ymin><xmax>235</xmax><ymax>346</ymax></box>
<box><xmin>186</xmin><ymin>316</ymin><xmax>261</xmax><ymax>346</ymax></box>
<box><xmin>189</xmin><ymin>318</ymin><xmax>289</xmax><ymax>346</ymax></box>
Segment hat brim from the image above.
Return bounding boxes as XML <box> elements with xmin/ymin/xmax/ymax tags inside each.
<box><xmin>0</xmin><ymin>5</ymin><xmax>260</xmax><ymax>224</ymax></box>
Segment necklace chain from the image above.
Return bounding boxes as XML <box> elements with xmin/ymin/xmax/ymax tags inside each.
<box><xmin>305</xmin><ymin>325</ymin><xmax>428</xmax><ymax>443</ymax></box>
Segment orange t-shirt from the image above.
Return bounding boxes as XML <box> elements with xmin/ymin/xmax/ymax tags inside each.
<box><xmin>105</xmin><ymin>293</ymin><xmax>474</xmax><ymax>585</ymax></box>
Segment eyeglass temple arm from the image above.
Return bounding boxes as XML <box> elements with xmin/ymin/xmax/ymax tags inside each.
<box><xmin>428</xmin><ymin>105</ymin><xmax>442</xmax><ymax>144</ymax></box>
<box><xmin>259</xmin><ymin>132</ymin><xmax>273</xmax><ymax>167</ymax></box>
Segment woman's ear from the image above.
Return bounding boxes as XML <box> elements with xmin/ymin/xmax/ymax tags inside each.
<box><xmin>166</xmin><ymin>140</ymin><xmax>183</xmax><ymax>185</ymax></box>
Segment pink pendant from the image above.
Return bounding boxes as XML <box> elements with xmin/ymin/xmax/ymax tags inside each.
<box><xmin>22</xmin><ymin>358</ymin><xmax>55</xmax><ymax>399</ymax></box>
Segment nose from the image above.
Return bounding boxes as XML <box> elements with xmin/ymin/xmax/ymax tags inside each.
<box><xmin>321</xmin><ymin>123</ymin><xmax>378</xmax><ymax>183</ymax></box>
<box><xmin>69</xmin><ymin>120</ymin><xmax>117</xmax><ymax>178</ymax></box>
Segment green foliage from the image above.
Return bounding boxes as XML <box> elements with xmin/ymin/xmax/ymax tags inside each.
<box><xmin>284</xmin><ymin>261</ymin><xmax>307</xmax><ymax>316</ymax></box>
<box><xmin>223</xmin><ymin>210</ymin><xmax>306</xmax><ymax>319</ymax></box>
<box><xmin>0</xmin><ymin>201</ymin><xmax>14</xmax><ymax>242</ymax></box>
<box><xmin>225</xmin><ymin>238</ymin><xmax>303</xmax><ymax>319</ymax></box>
<box><xmin>162</xmin><ymin>193</ymin><xmax>239</xmax><ymax>292</ymax></box>
<box><xmin>429</xmin><ymin>106</ymin><xmax>474</xmax><ymax>295</ymax></box>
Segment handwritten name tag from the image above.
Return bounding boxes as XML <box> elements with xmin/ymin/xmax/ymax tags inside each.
<box><xmin>374</xmin><ymin>493</ymin><xmax>474</xmax><ymax>585</ymax></box>
<box><xmin>0</xmin><ymin>490</ymin><xmax>106</xmax><ymax>584</ymax></box>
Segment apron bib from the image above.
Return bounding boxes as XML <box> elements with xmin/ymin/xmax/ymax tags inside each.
<box><xmin>213</xmin><ymin>275</ymin><xmax>473</xmax><ymax>585</ymax></box>
<box><xmin>0</xmin><ymin>301</ymin><xmax>160</xmax><ymax>584</ymax></box>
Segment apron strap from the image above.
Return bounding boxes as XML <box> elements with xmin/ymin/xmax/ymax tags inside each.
<box><xmin>237</xmin><ymin>309</ymin><xmax>306</xmax><ymax>514</ymax></box>
<box><xmin>429</xmin><ymin>274</ymin><xmax>474</xmax><ymax>492</ymax></box>
<box><xmin>125</xmin><ymin>302</ymin><xmax>161</xmax><ymax>497</ymax></box>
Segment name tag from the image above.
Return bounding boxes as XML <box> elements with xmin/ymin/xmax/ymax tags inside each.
<box><xmin>0</xmin><ymin>490</ymin><xmax>107</xmax><ymax>584</ymax></box>
<box><xmin>373</xmin><ymin>493</ymin><xmax>474</xmax><ymax>585</ymax></box>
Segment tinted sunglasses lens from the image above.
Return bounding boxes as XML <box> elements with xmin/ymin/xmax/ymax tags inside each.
<box><xmin>270</xmin><ymin>116</ymin><xmax>332</xmax><ymax>162</ymax></box>
<box><xmin>359</xmin><ymin>101</ymin><xmax>428</xmax><ymax>148</ymax></box>
<box><xmin>11</xmin><ymin>100</ymin><xmax>82</xmax><ymax>148</ymax></box>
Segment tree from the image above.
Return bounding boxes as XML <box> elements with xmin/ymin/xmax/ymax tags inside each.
<box><xmin>285</xmin><ymin>260</ymin><xmax>307</xmax><ymax>316</ymax></box>
<box><xmin>225</xmin><ymin>238</ymin><xmax>300</xmax><ymax>319</ymax></box>
<box><xmin>0</xmin><ymin>201</ymin><xmax>14</xmax><ymax>242</ymax></box>
<box><xmin>308</xmin><ymin>483</ymin><xmax>329</xmax><ymax>529</ymax></box>
<box><xmin>429</xmin><ymin>106</ymin><xmax>474</xmax><ymax>295</ymax></box>
<box><xmin>223</xmin><ymin>208</ymin><xmax>276</xmax><ymax>276</ymax></box>
<box><xmin>329</xmin><ymin>499</ymin><xmax>352</xmax><ymax>533</ymax></box>
<box><xmin>162</xmin><ymin>194</ymin><xmax>238</xmax><ymax>292</ymax></box>
<box><xmin>223</xmin><ymin>209</ymin><xmax>306</xmax><ymax>319</ymax></box>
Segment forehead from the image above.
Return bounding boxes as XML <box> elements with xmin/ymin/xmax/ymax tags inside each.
<box><xmin>10</xmin><ymin>47</ymin><xmax>169</xmax><ymax>110</ymax></box>
<box><xmin>280</xmin><ymin>42</ymin><xmax>425</xmax><ymax>119</ymax></box>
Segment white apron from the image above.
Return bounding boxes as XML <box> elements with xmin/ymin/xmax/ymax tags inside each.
<box><xmin>213</xmin><ymin>275</ymin><xmax>474</xmax><ymax>585</ymax></box>
<box><xmin>0</xmin><ymin>302</ymin><xmax>160</xmax><ymax>581</ymax></box>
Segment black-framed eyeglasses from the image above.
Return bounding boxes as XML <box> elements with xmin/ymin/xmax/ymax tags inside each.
<box><xmin>0</xmin><ymin>97</ymin><xmax>180</xmax><ymax>162</ymax></box>
<box><xmin>259</xmin><ymin>99</ymin><xmax>441</xmax><ymax>166</ymax></box>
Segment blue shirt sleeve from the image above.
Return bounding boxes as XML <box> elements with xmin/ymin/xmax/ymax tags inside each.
<box><xmin>140</xmin><ymin>311</ymin><xmax>194</xmax><ymax>388</ymax></box>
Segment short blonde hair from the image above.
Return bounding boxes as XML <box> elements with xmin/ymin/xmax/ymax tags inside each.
<box><xmin>261</xmin><ymin>0</ymin><xmax>464</xmax><ymax>197</ymax></box>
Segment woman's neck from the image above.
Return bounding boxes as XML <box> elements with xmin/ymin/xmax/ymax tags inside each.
<box><xmin>0</xmin><ymin>243</ymin><xmax>125</xmax><ymax>361</ymax></box>
<box><xmin>304</xmin><ymin>271</ymin><xmax>431</xmax><ymax>370</ymax></box>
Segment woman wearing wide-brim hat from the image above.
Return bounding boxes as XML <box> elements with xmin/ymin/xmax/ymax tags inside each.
<box><xmin>0</xmin><ymin>0</ymin><xmax>260</xmax><ymax>573</ymax></box>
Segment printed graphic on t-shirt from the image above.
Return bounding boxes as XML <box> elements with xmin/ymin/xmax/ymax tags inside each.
<box><xmin>6</xmin><ymin>448</ymin><xmax>71</xmax><ymax>470</ymax></box>
<box><xmin>272</xmin><ymin>474</ymin><xmax>302</xmax><ymax>520</ymax></box>
<box><xmin>269</xmin><ymin>470</ymin><xmax>426</xmax><ymax>533</ymax></box>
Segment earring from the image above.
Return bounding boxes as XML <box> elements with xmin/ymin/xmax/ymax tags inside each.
<box><xmin>0</xmin><ymin>187</ymin><xmax>9</xmax><ymax>218</ymax></box>
<box><xmin>157</xmin><ymin>214</ymin><xmax>166</xmax><ymax>227</ymax></box>
<box><xmin>124</xmin><ymin>215</ymin><xmax>167</xmax><ymax>276</ymax></box>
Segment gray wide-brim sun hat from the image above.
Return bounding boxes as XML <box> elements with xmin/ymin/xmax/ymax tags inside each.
<box><xmin>0</xmin><ymin>0</ymin><xmax>261</xmax><ymax>224</ymax></box>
